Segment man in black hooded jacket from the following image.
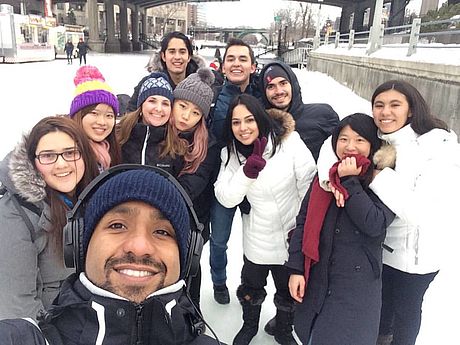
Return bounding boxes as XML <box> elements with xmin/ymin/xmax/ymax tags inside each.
<box><xmin>0</xmin><ymin>166</ymin><xmax>221</xmax><ymax>345</ymax></box>
<box><xmin>258</xmin><ymin>62</ymin><xmax>339</xmax><ymax>342</ymax></box>
<box><xmin>259</xmin><ymin>61</ymin><xmax>339</xmax><ymax>161</ymax></box>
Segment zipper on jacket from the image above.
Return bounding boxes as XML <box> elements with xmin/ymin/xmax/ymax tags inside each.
<box><xmin>141</xmin><ymin>126</ymin><xmax>150</xmax><ymax>165</ymax></box>
<box><xmin>135</xmin><ymin>303</ymin><xmax>144</xmax><ymax>345</ymax></box>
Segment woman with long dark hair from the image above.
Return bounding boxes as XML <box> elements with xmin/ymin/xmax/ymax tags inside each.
<box><xmin>214</xmin><ymin>94</ymin><xmax>316</xmax><ymax>345</ymax></box>
<box><xmin>0</xmin><ymin>116</ymin><xmax>99</xmax><ymax>320</ymax></box>
<box><xmin>370</xmin><ymin>80</ymin><xmax>459</xmax><ymax>345</ymax></box>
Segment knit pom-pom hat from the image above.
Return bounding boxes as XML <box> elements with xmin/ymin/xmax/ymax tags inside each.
<box><xmin>70</xmin><ymin>65</ymin><xmax>119</xmax><ymax>117</ymax></box>
<box><xmin>173</xmin><ymin>67</ymin><xmax>215</xmax><ymax>118</ymax></box>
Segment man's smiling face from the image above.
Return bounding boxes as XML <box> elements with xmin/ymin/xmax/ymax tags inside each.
<box><xmin>85</xmin><ymin>201</ymin><xmax>180</xmax><ymax>303</ymax></box>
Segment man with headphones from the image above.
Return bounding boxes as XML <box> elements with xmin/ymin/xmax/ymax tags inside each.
<box><xmin>0</xmin><ymin>165</ymin><xmax>221</xmax><ymax>345</ymax></box>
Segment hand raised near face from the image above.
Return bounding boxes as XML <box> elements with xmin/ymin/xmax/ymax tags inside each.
<box><xmin>243</xmin><ymin>137</ymin><xmax>268</xmax><ymax>179</ymax></box>
<box><xmin>337</xmin><ymin>156</ymin><xmax>362</xmax><ymax>178</ymax></box>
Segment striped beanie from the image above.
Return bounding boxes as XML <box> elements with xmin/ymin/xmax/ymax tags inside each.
<box><xmin>70</xmin><ymin>65</ymin><xmax>119</xmax><ymax>117</ymax></box>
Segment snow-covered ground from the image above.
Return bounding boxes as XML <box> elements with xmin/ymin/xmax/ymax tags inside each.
<box><xmin>0</xmin><ymin>51</ymin><xmax>458</xmax><ymax>345</ymax></box>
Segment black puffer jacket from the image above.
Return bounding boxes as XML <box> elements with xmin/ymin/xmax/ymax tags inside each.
<box><xmin>0</xmin><ymin>274</ymin><xmax>220</xmax><ymax>344</ymax></box>
<box><xmin>178</xmin><ymin>133</ymin><xmax>220</xmax><ymax>242</ymax></box>
<box><xmin>121</xmin><ymin>122</ymin><xmax>183</xmax><ymax>176</ymax></box>
<box><xmin>259</xmin><ymin>61</ymin><xmax>339</xmax><ymax>161</ymax></box>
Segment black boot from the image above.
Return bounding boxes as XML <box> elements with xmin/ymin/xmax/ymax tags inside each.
<box><xmin>233</xmin><ymin>303</ymin><xmax>262</xmax><ymax>345</ymax></box>
<box><xmin>263</xmin><ymin>316</ymin><xmax>276</xmax><ymax>336</ymax></box>
<box><xmin>273</xmin><ymin>310</ymin><xmax>297</xmax><ymax>344</ymax></box>
<box><xmin>213</xmin><ymin>284</ymin><xmax>230</xmax><ymax>304</ymax></box>
<box><xmin>271</xmin><ymin>295</ymin><xmax>297</xmax><ymax>345</ymax></box>
<box><xmin>233</xmin><ymin>285</ymin><xmax>266</xmax><ymax>345</ymax></box>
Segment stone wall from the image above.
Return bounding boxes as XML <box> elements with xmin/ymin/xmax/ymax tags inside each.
<box><xmin>309</xmin><ymin>51</ymin><xmax>460</xmax><ymax>135</ymax></box>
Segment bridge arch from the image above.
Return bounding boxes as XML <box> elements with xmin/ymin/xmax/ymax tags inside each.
<box><xmin>237</xmin><ymin>31</ymin><xmax>270</xmax><ymax>45</ymax></box>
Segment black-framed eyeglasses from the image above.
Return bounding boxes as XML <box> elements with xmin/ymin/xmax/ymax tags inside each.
<box><xmin>35</xmin><ymin>149</ymin><xmax>81</xmax><ymax>165</ymax></box>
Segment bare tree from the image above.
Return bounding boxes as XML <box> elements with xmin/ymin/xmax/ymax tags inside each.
<box><xmin>271</xmin><ymin>2</ymin><xmax>314</xmax><ymax>43</ymax></box>
<box><xmin>299</xmin><ymin>3</ymin><xmax>313</xmax><ymax>39</ymax></box>
<box><xmin>151</xmin><ymin>3</ymin><xmax>181</xmax><ymax>36</ymax></box>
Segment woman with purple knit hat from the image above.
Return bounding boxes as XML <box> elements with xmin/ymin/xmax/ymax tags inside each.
<box><xmin>70</xmin><ymin>65</ymin><xmax>121</xmax><ymax>172</ymax></box>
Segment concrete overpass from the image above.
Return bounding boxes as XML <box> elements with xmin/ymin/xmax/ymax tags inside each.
<box><xmin>53</xmin><ymin>0</ymin><xmax>410</xmax><ymax>53</ymax></box>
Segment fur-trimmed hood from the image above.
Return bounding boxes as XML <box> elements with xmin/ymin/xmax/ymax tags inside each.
<box><xmin>145</xmin><ymin>50</ymin><xmax>207</xmax><ymax>74</ymax></box>
<box><xmin>0</xmin><ymin>135</ymin><xmax>46</xmax><ymax>203</ymax></box>
<box><xmin>267</xmin><ymin>108</ymin><xmax>296</xmax><ymax>141</ymax></box>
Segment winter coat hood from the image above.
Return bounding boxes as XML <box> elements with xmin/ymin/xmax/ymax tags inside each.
<box><xmin>0</xmin><ymin>135</ymin><xmax>46</xmax><ymax>203</ymax></box>
<box><xmin>267</xmin><ymin>108</ymin><xmax>296</xmax><ymax>141</ymax></box>
<box><xmin>259</xmin><ymin>61</ymin><xmax>303</xmax><ymax>114</ymax></box>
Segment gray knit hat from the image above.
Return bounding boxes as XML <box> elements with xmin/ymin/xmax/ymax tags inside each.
<box><xmin>137</xmin><ymin>72</ymin><xmax>174</xmax><ymax>108</ymax></box>
<box><xmin>173</xmin><ymin>68</ymin><xmax>215</xmax><ymax>118</ymax></box>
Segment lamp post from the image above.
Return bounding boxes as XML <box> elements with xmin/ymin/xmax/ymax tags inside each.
<box><xmin>313</xmin><ymin>0</ymin><xmax>324</xmax><ymax>49</ymax></box>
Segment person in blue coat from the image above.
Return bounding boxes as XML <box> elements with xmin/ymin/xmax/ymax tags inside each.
<box><xmin>286</xmin><ymin>113</ymin><xmax>395</xmax><ymax>345</ymax></box>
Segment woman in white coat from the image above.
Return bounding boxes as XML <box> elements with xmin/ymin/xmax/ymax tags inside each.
<box><xmin>214</xmin><ymin>94</ymin><xmax>316</xmax><ymax>345</ymax></box>
<box><xmin>369</xmin><ymin>80</ymin><xmax>460</xmax><ymax>345</ymax></box>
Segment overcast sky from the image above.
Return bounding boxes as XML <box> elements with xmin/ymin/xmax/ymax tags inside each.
<box><xmin>202</xmin><ymin>0</ymin><xmax>448</xmax><ymax>28</ymax></box>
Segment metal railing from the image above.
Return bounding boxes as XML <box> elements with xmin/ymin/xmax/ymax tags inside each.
<box><xmin>323</xmin><ymin>17</ymin><xmax>460</xmax><ymax>57</ymax></box>
<box><xmin>282</xmin><ymin>47</ymin><xmax>312</xmax><ymax>67</ymax></box>
<box><xmin>285</xmin><ymin>16</ymin><xmax>460</xmax><ymax>64</ymax></box>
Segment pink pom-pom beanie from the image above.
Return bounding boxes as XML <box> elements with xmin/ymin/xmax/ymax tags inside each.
<box><xmin>69</xmin><ymin>65</ymin><xmax>119</xmax><ymax>117</ymax></box>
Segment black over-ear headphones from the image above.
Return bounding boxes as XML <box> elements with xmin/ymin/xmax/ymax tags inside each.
<box><xmin>63</xmin><ymin>164</ymin><xmax>204</xmax><ymax>282</ymax></box>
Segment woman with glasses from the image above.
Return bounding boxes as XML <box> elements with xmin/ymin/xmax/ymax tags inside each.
<box><xmin>0</xmin><ymin>116</ymin><xmax>99</xmax><ymax>320</ymax></box>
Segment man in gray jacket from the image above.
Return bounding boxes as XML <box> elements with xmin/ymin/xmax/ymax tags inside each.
<box><xmin>0</xmin><ymin>165</ymin><xmax>220</xmax><ymax>345</ymax></box>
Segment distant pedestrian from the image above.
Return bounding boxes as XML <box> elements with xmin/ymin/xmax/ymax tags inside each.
<box><xmin>77</xmin><ymin>37</ymin><xmax>89</xmax><ymax>65</ymax></box>
<box><xmin>64</xmin><ymin>39</ymin><xmax>74</xmax><ymax>64</ymax></box>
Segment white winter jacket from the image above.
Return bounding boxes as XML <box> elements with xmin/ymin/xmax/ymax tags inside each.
<box><xmin>370</xmin><ymin>125</ymin><xmax>460</xmax><ymax>274</ymax></box>
<box><xmin>215</xmin><ymin>112</ymin><xmax>316</xmax><ymax>265</ymax></box>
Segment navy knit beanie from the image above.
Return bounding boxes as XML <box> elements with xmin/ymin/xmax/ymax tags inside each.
<box><xmin>82</xmin><ymin>169</ymin><xmax>190</xmax><ymax>277</ymax></box>
<box><xmin>137</xmin><ymin>72</ymin><xmax>174</xmax><ymax>108</ymax></box>
<box><xmin>263</xmin><ymin>64</ymin><xmax>290</xmax><ymax>90</ymax></box>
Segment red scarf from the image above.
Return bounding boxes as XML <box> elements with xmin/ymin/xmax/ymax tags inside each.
<box><xmin>301</xmin><ymin>154</ymin><xmax>370</xmax><ymax>290</ymax></box>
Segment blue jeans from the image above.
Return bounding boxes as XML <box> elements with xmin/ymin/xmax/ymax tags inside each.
<box><xmin>209</xmin><ymin>198</ymin><xmax>236</xmax><ymax>286</ymax></box>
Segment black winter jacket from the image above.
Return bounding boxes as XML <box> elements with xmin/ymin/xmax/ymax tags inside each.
<box><xmin>259</xmin><ymin>62</ymin><xmax>339</xmax><ymax>161</ymax></box>
<box><xmin>0</xmin><ymin>274</ymin><xmax>219</xmax><ymax>345</ymax></box>
<box><xmin>286</xmin><ymin>176</ymin><xmax>395</xmax><ymax>345</ymax></box>
<box><xmin>177</xmin><ymin>133</ymin><xmax>220</xmax><ymax>242</ymax></box>
<box><xmin>121</xmin><ymin>123</ymin><xmax>183</xmax><ymax>176</ymax></box>
<box><xmin>76</xmin><ymin>41</ymin><xmax>88</xmax><ymax>55</ymax></box>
